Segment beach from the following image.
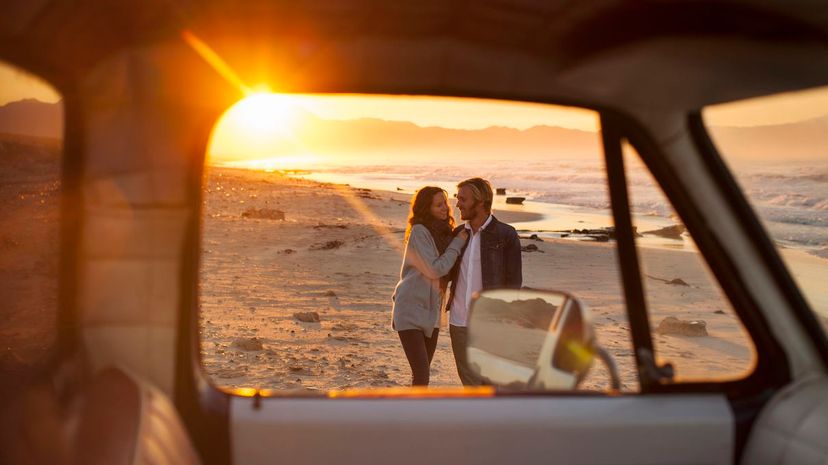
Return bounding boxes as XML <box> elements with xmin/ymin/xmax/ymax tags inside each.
<box><xmin>199</xmin><ymin>166</ymin><xmax>779</xmax><ymax>391</ymax></box>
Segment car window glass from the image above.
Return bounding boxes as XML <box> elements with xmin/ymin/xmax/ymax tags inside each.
<box><xmin>0</xmin><ymin>62</ymin><xmax>63</xmax><ymax>402</ymax></box>
<box><xmin>623</xmin><ymin>143</ymin><xmax>757</xmax><ymax>381</ymax></box>
<box><xmin>704</xmin><ymin>87</ymin><xmax>828</xmax><ymax>338</ymax></box>
<box><xmin>199</xmin><ymin>95</ymin><xmax>637</xmax><ymax>393</ymax></box>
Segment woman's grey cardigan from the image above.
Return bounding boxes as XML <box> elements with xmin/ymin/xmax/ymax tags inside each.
<box><xmin>392</xmin><ymin>224</ymin><xmax>465</xmax><ymax>338</ymax></box>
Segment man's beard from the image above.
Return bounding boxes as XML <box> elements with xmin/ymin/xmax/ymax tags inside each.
<box><xmin>460</xmin><ymin>201</ymin><xmax>480</xmax><ymax>221</ymax></box>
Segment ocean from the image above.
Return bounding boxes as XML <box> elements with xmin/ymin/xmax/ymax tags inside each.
<box><xmin>283</xmin><ymin>159</ymin><xmax>827</xmax><ymax>258</ymax></box>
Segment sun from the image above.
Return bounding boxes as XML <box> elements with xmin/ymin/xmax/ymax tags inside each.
<box><xmin>207</xmin><ymin>92</ymin><xmax>317</xmax><ymax>168</ymax></box>
<box><xmin>230</xmin><ymin>93</ymin><xmax>297</xmax><ymax>136</ymax></box>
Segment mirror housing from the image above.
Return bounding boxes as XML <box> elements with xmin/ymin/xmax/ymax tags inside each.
<box><xmin>466</xmin><ymin>289</ymin><xmax>597</xmax><ymax>390</ymax></box>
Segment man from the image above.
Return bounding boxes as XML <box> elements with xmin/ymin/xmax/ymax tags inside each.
<box><xmin>447</xmin><ymin>177</ymin><xmax>522</xmax><ymax>386</ymax></box>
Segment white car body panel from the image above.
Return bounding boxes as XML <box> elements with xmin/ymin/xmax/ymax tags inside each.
<box><xmin>231</xmin><ymin>394</ymin><xmax>733</xmax><ymax>465</ymax></box>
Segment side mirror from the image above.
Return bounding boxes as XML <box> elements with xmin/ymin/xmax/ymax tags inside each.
<box><xmin>466</xmin><ymin>289</ymin><xmax>598</xmax><ymax>390</ymax></box>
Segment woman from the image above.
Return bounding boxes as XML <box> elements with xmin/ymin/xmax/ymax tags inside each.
<box><xmin>392</xmin><ymin>186</ymin><xmax>468</xmax><ymax>386</ymax></box>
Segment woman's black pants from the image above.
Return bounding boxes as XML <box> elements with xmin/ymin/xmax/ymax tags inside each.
<box><xmin>398</xmin><ymin>328</ymin><xmax>439</xmax><ymax>386</ymax></box>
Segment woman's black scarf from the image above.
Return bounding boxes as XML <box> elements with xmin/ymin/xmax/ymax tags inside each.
<box><xmin>424</xmin><ymin>218</ymin><xmax>455</xmax><ymax>291</ymax></box>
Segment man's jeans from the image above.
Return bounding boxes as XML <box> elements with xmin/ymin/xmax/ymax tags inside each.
<box><xmin>449</xmin><ymin>325</ymin><xmax>483</xmax><ymax>386</ymax></box>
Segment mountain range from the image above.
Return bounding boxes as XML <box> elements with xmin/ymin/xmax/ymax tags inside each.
<box><xmin>0</xmin><ymin>99</ymin><xmax>63</xmax><ymax>139</ymax></box>
<box><xmin>1</xmin><ymin>99</ymin><xmax>825</xmax><ymax>162</ymax></box>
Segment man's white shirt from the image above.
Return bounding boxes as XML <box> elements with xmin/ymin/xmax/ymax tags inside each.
<box><xmin>449</xmin><ymin>214</ymin><xmax>493</xmax><ymax>327</ymax></box>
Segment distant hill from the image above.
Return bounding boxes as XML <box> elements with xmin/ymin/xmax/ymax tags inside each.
<box><xmin>0</xmin><ymin>99</ymin><xmax>63</xmax><ymax>139</ymax></box>
<box><xmin>708</xmin><ymin>116</ymin><xmax>828</xmax><ymax>162</ymax></box>
<box><xmin>2</xmin><ymin>99</ymin><xmax>825</xmax><ymax>163</ymax></box>
<box><xmin>289</xmin><ymin>114</ymin><xmax>601</xmax><ymax>163</ymax></box>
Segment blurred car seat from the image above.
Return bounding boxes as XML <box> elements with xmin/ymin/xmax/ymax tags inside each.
<box><xmin>76</xmin><ymin>366</ymin><xmax>201</xmax><ymax>465</ymax></box>
<box><xmin>740</xmin><ymin>376</ymin><xmax>828</xmax><ymax>465</ymax></box>
<box><xmin>1</xmin><ymin>358</ymin><xmax>201</xmax><ymax>465</ymax></box>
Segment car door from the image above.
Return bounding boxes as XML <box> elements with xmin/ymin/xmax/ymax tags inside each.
<box><xmin>180</xmin><ymin>106</ymin><xmax>809</xmax><ymax>465</ymax></box>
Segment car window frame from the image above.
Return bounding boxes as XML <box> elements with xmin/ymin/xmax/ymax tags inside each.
<box><xmin>184</xmin><ymin>104</ymin><xmax>791</xmax><ymax>398</ymax></box>
<box><xmin>601</xmin><ymin>110</ymin><xmax>805</xmax><ymax>461</ymax></box>
<box><xmin>598</xmin><ymin>111</ymin><xmax>790</xmax><ymax>393</ymax></box>
<box><xmin>168</xmin><ymin>100</ymin><xmax>802</xmax><ymax>465</ymax></box>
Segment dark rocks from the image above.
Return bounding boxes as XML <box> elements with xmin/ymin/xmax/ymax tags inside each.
<box><xmin>572</xmin><ymin>228</ymin><xmax>612</xmax><ymax>241</ymax></box>
<box><xmin>313</xmin><ymin>224</ymin><xmax>348</xmax><ymax>230</ymax></box>
<box><xmin>278</xmin><ymin>248</ymin><xmax>295</xmax><ymax>254</ymax></box>
<box><xmin>310</xmin><ymin>240</ymin><xmax>344</xmax><ymax>250</ymax></box>
<box><xmin>643</xmin><ymin>224</ymin><xmax>686</xmax><ymax>240</ymax></box>
<box><xmin>570</xmin><ymin>226</ymin><xmax>642</xmax><ymax>240</ymax></box>
<box><xmin>656</xmin><ymin>317</ymin><xmax>708</xmax><ymax>337</ymax></box>
<box><xmin>231</xmin><ymin>337</ymin><xmax>264</xmax><ymax>351</ymax></box>
<box><xmin>352</xmin><ymin>188</ymin><xmax>379</xmax><ymax>199</ymax></box>
<box><xmin>241</xmin><ymin>208</ymin><xmax>285</xmax><ymax>220</ymax></box>
<box><xmin>496</xmin><ymin>188</ymin><xmax>507</xmax><ymax>195</ymax></box>
<box><xmin>323</xmin><ymin>290</ymin><xmax>337</xmax><ymax>297</ymax></box>
<box><xmin>293</xmin><ymin>312</ymin><xmax>321</xmax><ymax>323</ymax></box>
<box><xmin>505</xmin><ymin>196</ymin><xmax>525</xmax><ymax>205</ymax></box>
<box><xmin>519</xmin><ymin>234</ymin><xmax>544</xmax><ymax>242</ymax></box>
<box><xmin>521</xmin><ymin>243</ymin><xmax>542</xmax><ymax>252</ymax></box>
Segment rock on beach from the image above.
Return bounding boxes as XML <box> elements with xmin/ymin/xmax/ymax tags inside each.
<box><xmin>231</xmin><ymin>337</ymin><xmax>264</xmax><ymax>351</ymax></box>
<box><xmin>294</xmin><ymin>311</ymin><xmax>321</xmax><ymax>323</ymax></box>
<box><xmin>241</xmin><ymin>208</ymin><xmax>285</xmax><ymax>220</ymax></box>
<box><xmin>656</xmin><ymin>317</ymin><xmax>708</xmax><ymax>337</ymax></box>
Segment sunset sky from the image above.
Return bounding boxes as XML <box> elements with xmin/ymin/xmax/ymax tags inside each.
<box><xmin>0</xmin><ymin>66</ymin><xmax>61</xmax><ymax>106</ymax></box>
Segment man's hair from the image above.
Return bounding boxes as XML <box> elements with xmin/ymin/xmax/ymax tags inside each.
<box><xmin>458</xmin><ymin>177</ymin><xmax>493</xmax><ymax>212</ymax></box>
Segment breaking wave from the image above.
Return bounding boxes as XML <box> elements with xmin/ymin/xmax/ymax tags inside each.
<box><xmin>303</xmin><ymin>158</ymin><xmax>826</xmax><ymax>256</ymax></box>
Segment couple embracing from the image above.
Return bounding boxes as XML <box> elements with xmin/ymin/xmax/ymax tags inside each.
<box><xmin>391</xmin><ymin>177</ymin><xmax>523</xmax><ymax>386</ymax></box>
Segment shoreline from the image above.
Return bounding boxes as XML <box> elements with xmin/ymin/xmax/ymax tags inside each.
<box><xmin>292</xmin><ymin>166</ymin><xmax>828</xmax><ymax>255</ymax></box>
<box><xmin>217</xmin><ymin>164</ymin><xmax>826</xmax><ymax>258</ymax></box>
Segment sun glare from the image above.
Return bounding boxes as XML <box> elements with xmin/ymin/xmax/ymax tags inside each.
<box><xmin>208</xmin><ymin>92</ymin><xmax>316</xmax><ymax>169</ymax></box>
<box><xmin>234</xmin><ymin>93</ymin><xmax>296</xmax><ymax>134</ymax></box>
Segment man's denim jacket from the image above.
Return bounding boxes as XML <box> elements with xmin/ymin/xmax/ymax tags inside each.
<box><xmin>446</xmin><ymin>215</ymin><xmax>523</xmax><ymax>311</ymax></box>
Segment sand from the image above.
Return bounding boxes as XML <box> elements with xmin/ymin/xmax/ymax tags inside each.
<box><xmin>199</xmin><ymin>167</ymin><xmax>759</xmax><ymax>392</ymax></box>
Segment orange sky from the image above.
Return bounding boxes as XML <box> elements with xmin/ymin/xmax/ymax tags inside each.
<box><xmin>0</xmin><ymin>66</ymin><xmax>61</xmax><ymax>106</ymax></box>
<box><xmin>281</xmin><ymin>94</ymin><xmax>600</xmax><ymax>131</ymax></box>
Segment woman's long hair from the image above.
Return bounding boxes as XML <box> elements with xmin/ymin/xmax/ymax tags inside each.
<box><xmin>404</xmin><ymin>186</ymin><xmax>456</xmax><ymax>248</ymax></box>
